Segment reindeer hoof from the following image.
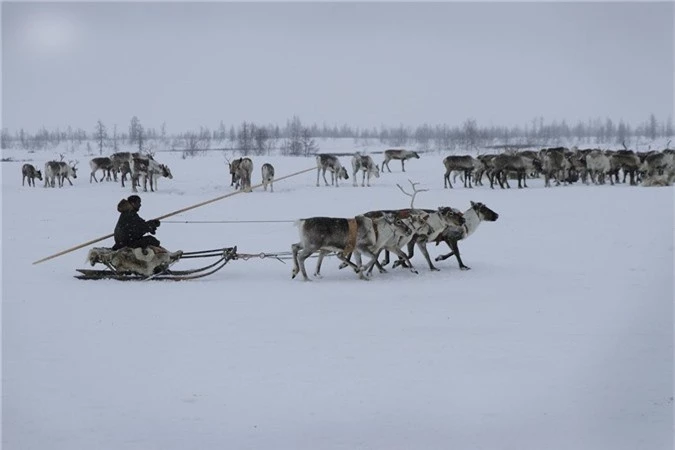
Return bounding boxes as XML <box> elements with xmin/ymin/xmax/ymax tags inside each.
<box><xmin>460</xmin><ymin>266</ymin><xmax>471</xmax><ymax>271</ymax></box>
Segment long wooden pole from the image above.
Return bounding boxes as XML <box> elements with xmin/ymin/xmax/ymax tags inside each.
<box><xmin>32</xmin><ymin>166</ymin><xmax>315</xmax><ymax>265</ymax></box>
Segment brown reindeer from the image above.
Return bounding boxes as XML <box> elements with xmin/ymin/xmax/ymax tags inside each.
<box><xmin>21</xmin><ymin>164</ymin><xmax>42</xmax><ymax>187</ymax></box>
<box><xmin>381</xmin><ymin>149</ymin><xmax>420</xmax><ymax>172</ymax></box>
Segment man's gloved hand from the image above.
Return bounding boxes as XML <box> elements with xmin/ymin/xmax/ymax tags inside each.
<box><xmin>148</xmin><ymin>219</ymin><xmax>160</xmax><ymax>234</ymax></box>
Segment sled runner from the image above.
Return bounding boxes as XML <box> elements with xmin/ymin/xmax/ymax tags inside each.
<box><xmin>75</xmin><ymin>246</ymin><xmax>238</xmax><ymax>281</ymax></box>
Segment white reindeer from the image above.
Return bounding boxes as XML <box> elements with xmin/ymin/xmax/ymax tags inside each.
<box><xmin>352</xmin><ymin>154</ymin><xmax>380</xmax><ymax>187</ymax></box>
<box><xmin>261</xmin><ymin>163</ymin><xmax>275</xmax><ymax>192</ymax></box>
<box><xmin>434</xmin><ymin>201</ymin><xmax>499</xmax><ymax>270</ymax></box>
<box><xmin>44</xmin><ymin>160</ymin><xmax>78</xmax><ymax>188</ymax></box>
<box><xmin>316</xmin><ymin>154</ymin><xmax>349</xmax><ymax>187</ymax></box>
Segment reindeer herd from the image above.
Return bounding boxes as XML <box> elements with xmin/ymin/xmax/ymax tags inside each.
<box><xmin>442</xmin><ymin>145</ymin><xmax>675</xmax><ymax>190</ymax></box>
<box><xmin>20</xmin><ymin>144</ymin><xmax>674</xmax><ymax>194</ymax></box>
<box><xmin>20</xmin><ymin>151</ymin><xmax>175</xmax><ymax>193</ymax></box>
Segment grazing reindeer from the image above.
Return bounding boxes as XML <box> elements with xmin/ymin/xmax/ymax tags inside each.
<box><xmin>110</xmin><ymin>152</ymin><xmax>153</xmax><ymax>186</ymax></box>
<box><xmin>640</xmin><ymin>151</ymin><xmax>673</xmax><ymax>178</ymax></box>
<box><xmin>566</xmin><ymin>148</ymin><xmax>590</xmax><ymax>185</ymax></box>
<box><xmin>316</xmin><ymin>154</ymin><xmax>349</xmax><ymax>187</ymax></box>
<box><xmin>609</xmin><ymin>149</ymin><xmax>640</xmax><ymax>185</ymax></box>
<box><xmin>226</xmin><ymin>156</ymin><xmax>241</xmax><ymax>187</ymax></box>
<box><xmin>89</xmin><ymin>156</ymin><xmax>114</xmax><ymax>183</ymax></box>
<box><xmin>227</xmin><ymin>157</ymin><xmax>253</xmax><ymax>191</ymax></box>
<box><xmin>130</xmin><ymin>157</ymin><xmax>173</xmax><ymax>193</ymax></box>
<box><xmin>291</xmin><ymin>214</ymin><xmax>413</xmax><ymax>281</ymax></box>
<box><xmin>435</xmin><ymin>201</ymin><xmax>499</xmax><ymax>270</ymax></box>
<box><xmin>585</xmin><ymin>150</ymin><xmax>611</xmax><ymax>185</ymax></box>
<box><xmin>261</xmin><ymin>163</ymin><xmax>275</xmax><ymax>192</ymax></box>
<box><xmin>381</xmin><ymin>149</ymin><xmax>420</xmax><ymax>172</ymax></box>
<box><xmin>235</xmin><ymin>157</ymin><xmax>253</xmax><ymax>192</ymax></box>
<box><xmin>352</xmin><ymin>154</ymin><xmax>380</xmax><ymax>187</ymax></box>
<box><xmin>44</xmin><ymin>160</ymin><xmax>78</xmax><ymax>188</ymax></box>
<box><xmin>443</xmin><ymin>155</ymin><xmax>478</xmax><ymax>188</ymax></box>
<box><xmin>473</xmin><ymin>154</ymin><xmax>496</xmax><ymax>187</ymax></box>
<box><xmin>21</xmin><ymin>163</ymin><xmax>42</xmax><ymax>187</ymax></box>
<box><xmin>539</xmin><ymin>147</ymin><xmax>571</xmax><ymax>187</ymax></box>
<box><xmin>491</xmin><ymin>153</ymin><xmax>539</xmax><ymax>189</ymax></box>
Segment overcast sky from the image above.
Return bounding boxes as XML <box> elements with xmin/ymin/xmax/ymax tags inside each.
<box><xmin>2</xmin><ymin>2</ymin><xmax>673</xmax><ymax>134</ymax></box>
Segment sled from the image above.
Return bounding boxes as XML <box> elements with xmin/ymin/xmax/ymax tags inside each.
<box><xmin>75</xmin><ymin>246</ymin><xmax>238</xmax><ymax>281</ymax></box>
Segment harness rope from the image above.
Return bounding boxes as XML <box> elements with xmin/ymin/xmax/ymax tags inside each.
<box><xmin>163</xmin><ymin>219</ymin><xmax>295</xmax><ymax>224</ymax></box>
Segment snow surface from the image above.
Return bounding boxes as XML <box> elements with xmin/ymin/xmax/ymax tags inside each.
<box><xmin>2</xmin><ymin>141</ymin><xmax>673</xmax><ymax>449</ymax></box>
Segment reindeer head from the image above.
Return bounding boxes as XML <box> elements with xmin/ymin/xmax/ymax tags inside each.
<box><xmin>160</xmin><ymin>164</ymin><xmax>173</xmax><ymax>179</ymax></box>
<box><xmin>470</xmin><ymin>201</ymin><xmax>499</xmax><ymax>222</ymax></box>
<box><xmin>35</xmin><ymin>169</ymin><xmax>43</xmax><ymax>181</ymax></box>
<box><xmin>69</xmin><ymin>161</ymin><xmax>79</xmax><ymax>178</ymax></box>
<box><xmin>381</xmin><ymin>213</ymin><xmax>414</xmax><ymax>238</ymax></box>
<box><xmin>438</xmin><ymin>207</ymin><xmax>465</xmax><ymax>228</ymax></box>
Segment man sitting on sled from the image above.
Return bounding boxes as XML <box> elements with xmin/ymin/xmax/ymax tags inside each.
<box><xmin>112</xmin><ymin>195</ymin><xmax>163</xmax><ymax>251</ymax></box>
<box><xmin>83</xmin><ymin>195</ymin><xmax>181</xmax><ymax>276</ymax></box>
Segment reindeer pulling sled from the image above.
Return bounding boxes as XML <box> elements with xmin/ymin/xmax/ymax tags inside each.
<box><xmin>75</xmin><ymin>245</ymin><xmax>239</xmax><ymax>281</ymax></box>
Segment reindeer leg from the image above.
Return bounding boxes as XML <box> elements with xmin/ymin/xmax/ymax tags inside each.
<box><xmin>337</xmin><ymin>252</ymin><xmax>361</xmax><ymax>273</ymax></box>
<box><xmin>393</xmin><ymin>241</ymin><xmax>415</xmax><ymax>269</ymax></box>
<box><xmin>314</xmin><ymin>251</ymin><xmax>326</xmax><ymax>278</ymax></box>
<box><xmin>338</xmin><ymin>251</ymin><xmax>352</xmax><ymax>270</ymax></box>
<box><xmin>366</xmin><ymin>249</ymin><xmax>387</xmax><ymax>276</ymax></box>
<box><xmin>390</xmin><ymin>248</ymin><xmax>417</xmax><ymax>274</ymax></box>
<box><xmin>291</xmin><ymin>243</ymin><xmax>301</xmax><ymax>279</ymax></box>
<box><xmin>449</xmin><ymin>239</ymin><xmax>470</xmax><ymax>270</ymax></box>
<box><xmin>346</xmin><ymin>251</ymin><xmax>368</xmax><ymax>280</ymax></box>
<box><xmin>416</xmin><ymin>241</ymin><xmax>440</xmax><ymax>271</ymax></box>
<box><xmin>380</xmin><ymin>249</ymin><xmax>391</xmax><ymax>267</ymax></box>
<box><xmin>296</xmin><ymin>247</ymin><xmax>315</xmax><ymax>281</ymax></box>
<box><xmin>401</xmin><ymin>160</ymin><xmax>405</xmax><ymax>172</ymax></box>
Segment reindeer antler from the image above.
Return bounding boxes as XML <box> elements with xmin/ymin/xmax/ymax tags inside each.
<box><xmin>396</xmin><ymin>179</ymin><xmax>428</xmax><ymax>209</ymax></box>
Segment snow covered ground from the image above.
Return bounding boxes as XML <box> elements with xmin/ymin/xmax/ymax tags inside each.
<box><xmin>2</xmin><ymin>141</ymin><xmax>673</xmax><ymax>449</ymax></box>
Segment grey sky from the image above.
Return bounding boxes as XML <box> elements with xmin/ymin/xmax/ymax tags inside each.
<box><xmin>2</xmin><ymin>2</ymin><xmax>673</xmax><ymax>134</ymax></box>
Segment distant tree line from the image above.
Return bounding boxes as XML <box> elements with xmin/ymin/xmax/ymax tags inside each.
<box><xmin>2</xmin><ymin>113</ymin><xmax>673</xmax><ymax>153</ymax></box>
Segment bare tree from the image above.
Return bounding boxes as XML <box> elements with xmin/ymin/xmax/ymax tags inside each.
<box><xmin>648</xmin><ymin>113</ymin><xmax>659</xmax><ymax>140</ymax></box>
<box><xmin>112</xmin><ymin>124</ymin><xmax>119</xmax><ymax>152</ymax></box>
<box><xmin>284</xmin><ymin>115</ymin><xmax>304</xmax><ymax>156</ymax></box>
<box><xmin>254</xmin><ymin>126</ymin><xmax>269</xmax><ymax>155</ymax></box>
<box><xmin>301</xmin><ymin>127</ymin><xmax>318</xmax><ymax>156</ymax></box>
<box><xmin>94</xmin><ymin>120</ymin><xmax>107</xmax><ymax>155</ymax></box>
<box><xmin>129</xmin><ymin>116</ymin><xmax>141</xmax><ymax>146</ymax></box>
<box><xmin>237</xmin><ymin>121</ymin><xmax>253</xmax><ymax>155</ymax></box>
